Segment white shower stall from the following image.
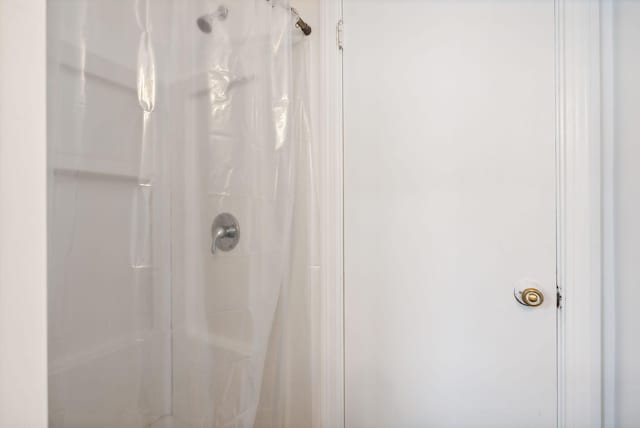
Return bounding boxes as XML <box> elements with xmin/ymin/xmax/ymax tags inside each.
<box><xmin>45</xmin><ymin>0</ymin><xmax>319</xmax><ymax>426</ymax></box>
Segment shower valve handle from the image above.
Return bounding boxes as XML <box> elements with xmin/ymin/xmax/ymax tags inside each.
<box><xmin>211</xmin><ymin>213</ymin><xmax>240</xmax><ymax>254</ymax></box>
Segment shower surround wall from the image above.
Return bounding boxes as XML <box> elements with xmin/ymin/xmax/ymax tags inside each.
<box><xmin>47</xmin><ymin>1</ymin><xmax>173</xmax><ymax>425</ymax></box>
<box><xmin>46</xmin><ymin>1</ymin><xmax>317</xmax><ymax>427</ymax></box>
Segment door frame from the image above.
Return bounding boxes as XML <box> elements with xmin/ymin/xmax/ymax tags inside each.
<box><xmin>317</xmin><ymin>0</ymin><xmax>606</xmax><ymax>427</ymax></box>
<box><xmin>316</xmin><ymin>1</ymin><xmax>345</xmax><ymax>427</ymax></box>
<box><xmin>555</xmin><ymin>1</ymin><xmax>604</xmax><ymax>427</ymax></box>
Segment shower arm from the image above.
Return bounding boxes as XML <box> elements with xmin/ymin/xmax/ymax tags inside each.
<box><xmin>290</xmin><ymin>7</ymin><xmax>312</xmax><ymax>36</ymax></box>
<box><xmin>267</xmin><ymin>1</ymin><xmax>312</xmax><ymax>36</ymax></box>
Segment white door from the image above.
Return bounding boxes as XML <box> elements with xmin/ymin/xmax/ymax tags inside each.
<box><xmin>343</xmin><ymin>1</ymin><xmax>557</xmax><ymax>427</ymax></box>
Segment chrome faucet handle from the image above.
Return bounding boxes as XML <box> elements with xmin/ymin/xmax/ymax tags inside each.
<box><xmin>211</xmin><ymin>213</ymin><xmax>240</xmax><ymax>254</ymax></box>
<box><xmin>211</xmin><ymin>226</ymin><xmax>226</xmax><ymax>254</ymax></box>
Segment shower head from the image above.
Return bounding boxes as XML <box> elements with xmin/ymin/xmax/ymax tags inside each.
<box><xmin>196</xmin><ymin>5</ymin><xmax>228</xmax><ymax>34</ymax></box>
<box><xmin>196</xmin><ymin>16</ymin><xmax>213</xmax><ymax>34</ymax></box>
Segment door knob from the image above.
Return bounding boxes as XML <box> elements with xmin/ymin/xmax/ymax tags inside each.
<box><xmin>514</xmin><ymin>287</ymin><xmax>544</xmax><ymax>307</ymax></box>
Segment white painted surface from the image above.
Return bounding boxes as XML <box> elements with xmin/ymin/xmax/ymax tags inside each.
<box><xmin>0</xmin><ymin>1</ymin><xmax>48</xmax><ymax>427</ymax></box>
<box><xmin>343</xmin><ymin>1</ymin><xmax>557</xmax><ymax>427</ymax></box>
<box><xmin>315</xmin><ymin>0</ymin><xmax>345</xmax><ymax>426</ymax></box>
<box><xmin>610</xmin><ymin>2</ymin><xmax>640</xmax><ymax>426</ymax></box>
<box><xmin>554</xmin><ymin>1</ymin><xmax>603</xmax><ymax>427</ymax></box>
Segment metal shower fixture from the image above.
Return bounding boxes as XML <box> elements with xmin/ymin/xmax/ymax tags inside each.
<box><xmin>290</xmin><ymin>7</ymin><xmax>312</xmax><ymax>36</ymax></box>
<box><xmin>197</xmin><ymin>3</ymin><xmax>311</xmax><ymax>36</ymax></box>
<box><xmin>267</xmin><ymin>0</ymin><xmax>312</xmax><ymax>36</ymax></box>
<box><xmin>196</xmin><ymin>5</ymin><xmax>229</xmax><ymax>34</ymax></box>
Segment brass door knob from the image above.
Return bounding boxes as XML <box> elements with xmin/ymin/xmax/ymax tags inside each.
<box><xmin>514</xmin><ymin>288</ymin><xmax>544</xmax><ymax>307</ymax></box>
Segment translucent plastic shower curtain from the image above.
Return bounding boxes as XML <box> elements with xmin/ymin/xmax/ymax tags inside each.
<box><xmin>46</xmin><ymin>0</ymin><xmax>315</xmax><ymax>426</ymax></box>
<box><xmin>168</xmin><ymin>1</ymin><xmax>313</xmax><ymax>426</ymax></box>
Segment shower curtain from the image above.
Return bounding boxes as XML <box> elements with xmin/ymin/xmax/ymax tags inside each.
<box><xmin>46</xmin><ymin>0</ymin><xmax>315</xmax><ymax>426</ymax></box>
<box><xmin>169</xmin><ymin>1</ymin><xmax>313</xmax><ymax>426</ymax></box>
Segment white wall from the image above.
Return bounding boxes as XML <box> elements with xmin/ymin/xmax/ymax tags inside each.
<box><xmin>0</xmin><ymin>1</ymin><xmax>48</xmax><ymax>427</ymax></box>
<box><xmin>610</xmin><ymin>1</ymin><xmax>640</xmax><ymax>426</ymax></box>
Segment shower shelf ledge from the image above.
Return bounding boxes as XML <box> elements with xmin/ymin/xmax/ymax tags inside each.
<box><xmin>49</xmin><ymin>329</ymin><xmax>170</xmax><ymax>376</ymax></box>
<box><xmin>52</xmin><ymin>153</ymin><xmax>140</xmax><ymax>181</ymax></box>
<box><xmin>177</xmin><ymin>329</ymin><xmax>252</xmax><ymax>358</ymax></box>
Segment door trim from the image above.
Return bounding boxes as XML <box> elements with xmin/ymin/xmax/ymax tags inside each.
<box><xmin>555</xmin><ymin>1</ymin><xmax>604</xmax><ymax>427</ymax></box>
<box><xmin>321</xmin><ymin>0</ymin><xmax>606</xmax><ymax>427</ymax></box>
<box><xmin>316</xmin><ymin>1</ymin><xmax>345</xmax><ymax>427</ymax></box>
<box><xmin>600</xmin><ymin>1</ymin><xmax>616</xmax><ymax>426</ymax></box>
